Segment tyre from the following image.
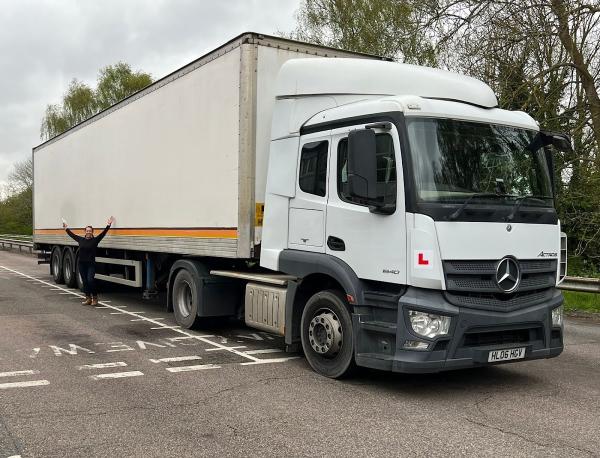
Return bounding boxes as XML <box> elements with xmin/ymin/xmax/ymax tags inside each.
<box><xmin>300</xmin><ymin>289</ymin><xmax>356</xmax><ymax>379</ymax></box>
<box><xmin>75</xmin><ymin>255</ymin><xmax>84</xmax><ymax>291</ymax></box>
<box><xmin>172</xmin><ymin>268</ymin><xmax>201</xmax><ymax>329</ymax></box>
<box><xmin>50</xmin><ymin>246</ymin><xmax>64</xmax><ymax>284</ymax></box>
<box><xmin>62</xmin><ymin>248</ymin><xmax>76</xmax><ymax>288</ymax></box>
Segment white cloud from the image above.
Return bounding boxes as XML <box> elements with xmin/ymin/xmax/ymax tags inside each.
<box><xmin>0</xmin><ymin>0</ymin><xmax>301</xmax><ymax>187</ymax></box>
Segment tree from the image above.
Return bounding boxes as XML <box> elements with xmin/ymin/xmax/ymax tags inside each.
<box><xmin>41</xmin><ymin>62</ymin><xmax>152</xmax><ymax>140</ymax></box>
<box><xmin>6</xmin><ymin>158</ymin><xmax>33</xmax><ymax>195</ymax></box>
<box><xmin>289</xmin><ymin>0</ymin><xmax>436</xmax><ymax>64</ymax></box>
<box><xmin>96</xmin><ymin>62</ymin><xmax>153</xmax><ymax>110</ymax></box>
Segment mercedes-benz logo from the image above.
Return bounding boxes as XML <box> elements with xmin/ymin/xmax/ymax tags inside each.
<box><xmin>496</xmin><ymin>257</ymin><xmax>520</xmax><ymax>293</ymax></box>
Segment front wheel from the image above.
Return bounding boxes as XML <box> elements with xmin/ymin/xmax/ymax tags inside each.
<box><xmin>300</xmin><ymin>289</ymin><xmax>356</xmax><ymax>378</ymax></box>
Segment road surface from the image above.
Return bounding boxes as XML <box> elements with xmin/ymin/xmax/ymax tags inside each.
<box><xmin>0</xmin><ymin>249</ymin><xmax>598</xmax><ymax>457</ymax></box>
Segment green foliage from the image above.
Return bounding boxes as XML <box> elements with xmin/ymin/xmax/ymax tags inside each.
<box><xmin>289</xmin><ymin>0</ymin><xmax>436</xmax><ymax>65</ymax></box>
<box><xmin>562</xmin><ymin>290</ymin><xmax>600</xmax><ymax>313</ymax></box>
<box><xmin>0</xmin><ymin>187</ymin><xmax>32</xmax><ymax>234</ymax></box>
<box><xmin>96</xmin><ymin>62</ymin><xmax>153</xmax><ymax>111</ymax></box>
<box><xmin>41</xmin><ymin>62</ymin><xmax>152</xmax><ymax>140</ymax></box>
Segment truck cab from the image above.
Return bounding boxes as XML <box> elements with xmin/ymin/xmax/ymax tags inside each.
<box><xmin>261</xmin><ymin>58</ymin><xmax>568</xmax><ymax>377</ymax></box>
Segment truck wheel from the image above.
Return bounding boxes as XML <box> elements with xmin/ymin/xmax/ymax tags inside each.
<box><xmin>51</xmin><ymin>247</ymin><xmax>64</xmax><ymax>284</ymax></box>
<box><xmin>75</xmin><ymin>258</ymin><xmax>84</xmax><ymax>292</ymax></box>
<box><xmin>300</xmin><ymin>289</ymin><xmax>356</xmax><ymax>378</ymax></box>
<box><xmin>172</xmin><ymin>269</ymin><xmax>200</xmax><ymax>329</ymax></box>
<box><xmin>62</xmin><ymin>249</ymin><xmax>76</xmax><ymax>288</ymax></box>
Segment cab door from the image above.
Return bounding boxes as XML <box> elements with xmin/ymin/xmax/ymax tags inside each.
<box><xmin>325</xmin><ymin>123</ymin><xmax>407</xmax><ymax>283</ymax></box>
<box><xmin>287</xmin><ymin>132</ymin><xmax>331</xmax><ymax>253</ymax></box>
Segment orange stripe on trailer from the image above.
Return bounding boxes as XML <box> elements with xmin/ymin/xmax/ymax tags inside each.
<box><xmin>35</xmin><ymin>228</ymin><xmax>238</xmax><ymax>239</ymax></box>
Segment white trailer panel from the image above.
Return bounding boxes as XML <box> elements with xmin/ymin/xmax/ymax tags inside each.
<box><xmin>33</xmin><ymin>33</ymin><xmax>379</xmax><ymax>258</ymax></box>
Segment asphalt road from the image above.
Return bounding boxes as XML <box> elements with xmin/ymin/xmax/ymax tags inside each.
<box><xmin>0</xmin><ymin>249</ymin><xmax>599</xmax><ymax>457</ymax></box>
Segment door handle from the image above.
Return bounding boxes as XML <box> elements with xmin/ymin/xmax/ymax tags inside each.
<box><xmin>327</xmin><ymin>236</ymin><xmax>345</xmax><ymax>251</ymax></box>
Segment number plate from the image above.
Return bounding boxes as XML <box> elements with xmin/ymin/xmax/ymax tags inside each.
<box><xmin>488</xmin><ymin>347</ymin><xmax>526</xmax><ymax>363</ymax></box>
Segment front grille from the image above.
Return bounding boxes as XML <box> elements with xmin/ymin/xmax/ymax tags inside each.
<box><xmin>444</xmin><ymin>259</ymin><xmax>557</xmax><ymax>311</ymax></box>
<box><xmin>462</xmin><ymin>327</ymin><xmax>543</xmax><ymax>347</ymax></box>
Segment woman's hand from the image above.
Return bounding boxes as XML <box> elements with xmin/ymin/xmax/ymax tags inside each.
<box><xmin>62</xmin><ymin>222</ymin><xmax>68</xmax><ymax>229</ymax></box>
<box><xmin>107</xmin><ymin>216</ymin><xmax>115</xmax><ymax>226</ymax></box>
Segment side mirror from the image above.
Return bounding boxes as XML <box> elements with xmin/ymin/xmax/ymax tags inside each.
<box><xmin>540</xmin><ymin>130</ymin><xmax>573</xmax><ymax>152</ymax></box>
<box><xmin>347</xmin><ymin>129</ymin><xmax>377</xmax><ymax>201</ymax></box>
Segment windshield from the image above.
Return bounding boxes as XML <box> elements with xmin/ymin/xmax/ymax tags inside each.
<box><xmin>405</xmin><ymin>118</ymin><xmax>553</xmax><ymax>206</ymax></box>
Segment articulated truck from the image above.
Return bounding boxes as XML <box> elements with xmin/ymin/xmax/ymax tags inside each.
<box><xmin>34</xmin><ymin>33</ymin><xmax>571</xmax><ymax>378</ymax></box>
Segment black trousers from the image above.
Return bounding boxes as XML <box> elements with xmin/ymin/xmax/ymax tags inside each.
<box><xmin>79</xmin><ymin>261</ymin><xmax>96</xmax><ymax>296</ymax></box>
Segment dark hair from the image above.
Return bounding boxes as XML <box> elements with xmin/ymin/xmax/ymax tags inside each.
<box><xmin>85</xmin><ymin>225</ymin><xmax>93</xmax><ymax>231</ymax></box>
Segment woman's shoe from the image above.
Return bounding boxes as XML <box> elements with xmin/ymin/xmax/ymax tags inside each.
<box><xmin>81</xmin><ymin>296</ymin><xmax>92</xmax><ymax>305</ymax></box>
<box><xmin>91</xmin><ymin>296</ymin><xmax>98</xmax><ymax>306</ymax></box>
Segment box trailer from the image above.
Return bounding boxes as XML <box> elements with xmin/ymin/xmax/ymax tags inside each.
<box><xmin>34</xmin><ymin>32</ymin><xmax>571</xmax><ymax>378</ymax></box>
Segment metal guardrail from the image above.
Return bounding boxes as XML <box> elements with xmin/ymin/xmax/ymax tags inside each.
<box><xmin>0</xmin><ymin>235</ymin><xmax>34</xmax><ymax>253</ymax></box>
<box><xmin>0</xmin><ymin>234</ymin><xmax>598</xmax><ymax>293</ymax></box>
<box><xmin>559</xmin><ymin>276</ymin><xmax>600</xmax><ymax>294</ymax></box>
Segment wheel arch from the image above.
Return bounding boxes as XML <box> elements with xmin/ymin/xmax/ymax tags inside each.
<box><xmin>166</xmin><ymin>259</ymin><xmax>208</xmax><ymax>312</ymax></box>
<box><xmin>279</xmin><ymin>250</ymin><xmax>364</xmax><ymax>346</ymax></box>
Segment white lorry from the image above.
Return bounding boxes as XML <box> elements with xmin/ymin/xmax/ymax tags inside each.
<box><xmin>34</xmin><ymin>33</ymin><xmax>570</xmax><ymax>378</ymax></box>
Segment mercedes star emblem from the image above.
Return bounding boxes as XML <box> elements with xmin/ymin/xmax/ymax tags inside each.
<box><xmin>506</xmin><ymin>224</ymin><xmax>512</xmax><ymax>232</ymax></box>
<box><xmin>496</xmin><ymin>257</ymin><xmax>520</xmax><ymax>293</ymax></box>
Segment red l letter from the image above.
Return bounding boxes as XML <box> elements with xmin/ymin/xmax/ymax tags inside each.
<box><xmin>418</xmin><ymin>253</ymin><xmax>429</xmax><ymax>265</ymax></box>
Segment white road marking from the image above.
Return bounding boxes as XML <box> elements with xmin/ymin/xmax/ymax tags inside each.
<box><xmin>131</xmin><ymin>317</ymin><xmax>164</xmax><ymax>322</ymax></box>
<box><xmin>77</xmin><ymin>362</ymin><xmax>128</xmax><ymax>370</ymax></box>
<box><xmin>90</xmin><ymin>371</ymin><xmax>144</xmax><ymax>380</ymax></box>
<box><xmin>109</xmin><ymin>312</ymin><xmax>125</xmax><ymax>315</ymax></box>
<box><xmin>0</xmin><ymin>370</ymin><xmax>40</xmax><ymax>377</ymax></box>
<box><xmin>244</xmin><ymin>348</ymin><xmax>284</xmax><ymax>355</ymax></box>
<box><xmin>240</xmin><ymin>357</ymin><xmax>301</xmax><ymax>365</ymax></box>
<box><xmin>150</xmin><ymin>326</ymin><xmax>181</xmax><ymax>330</ymax></box>
<box><xmin>205</xmin><ymin>346</ymin><xmax>247</xmax><ymax>352</ymax></box>
<box><xmin>0</xmin><ymin>265</ymin><xmax>261</xmax><ymax>362</ymax></box>
<box><xmin>166</xmin><ymin>364</ymin><xmax>220</xmax><ymax>373</ymax></box>
<box><xmin>149</xmin><ymin>356</ymin><xmax>202</xmax><ymax>363</ymax></box>
<box><xmin>0</xmin><ymin>380</ymin><xmax>50</xmax><ymax>389</ymax></box>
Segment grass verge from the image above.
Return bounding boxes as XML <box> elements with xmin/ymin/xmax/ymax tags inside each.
<box><xmin>562</xmin><ymin>290</ymin><xmax>600</xmax><ymax>314</ymax></box>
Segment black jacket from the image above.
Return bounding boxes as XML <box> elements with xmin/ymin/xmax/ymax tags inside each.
<box><xmin>66</xmin><ymin>225</ymin><xmax>110</xmax><ymax>263</ymax></box>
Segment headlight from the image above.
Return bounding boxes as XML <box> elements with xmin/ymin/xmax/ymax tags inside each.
<box><xmin>552</xmin><ymin>305</ymin><xmax>563</xmax><ymax>327</ymax></box>
<box><xmin>408</xmin><ymin>310</ymin><xmax>451</xmax><ymax>338</ymax></box>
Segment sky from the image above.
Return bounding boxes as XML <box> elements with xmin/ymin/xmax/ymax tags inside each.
<box><xmin>0</xmin><ymin>0</ymin><xmax>301</xmax><ymax>189</ymax></box>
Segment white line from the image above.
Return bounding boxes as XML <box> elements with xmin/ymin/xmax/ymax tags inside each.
<box><xmin>0</xmin><ymin>370</ymin><xmax>40</xmax><ymax>377</ymax></box>
<box><xmin>205</xmin><ymin>346</ymin><xmax>247</xmax><ymax>352</ymax></box>
<box><xmin>149</xmin><ymin>355</ymin><xmax>202</xmax><ymax>363</ymax></box>
<box><xmin>109</xmin><ymin>312</ymin><xmax>125</xmax><ymax>315</ymax></box>
<box><xmin>77</xmin><ymin>362</ymin><xmax>128</xmax><ymax>370</ymax></box>
<box><xmin>240</xmin><ymin>357</ymin><xmax>301</xmax><ymax>366</ymax></box>
<box><xmin>166</xmin><ymin>364</ymin><xmax>220</xmax><ymax>373</ymax></box>
<box><xmin>244</xmin><ymin>348</ymin><xmax>284</xmax><ymax>355</ymax></box>
<box><xmin>90</xmin><ymin>371</ymin><xmax>144</xmax><ymax>380</ymax></box>
<box><xmin>0</xmin><ymin>380</ymin><xmax>50</xmax><ymax>389</ymax></box>
<box><xmin>150</xmin><ymin>326</ymin><xmax>181</xmax><ymax>330</ymax></box>
<box><xmin>131</xmin><ymin>317</ymin><xmax>164</xmax><ymax>322</ymax></box>
<box><xmin>94</xmin><ymin>306</ymin><xmax>111</xmax><ymax>309</ymax></box>
<box><xmin>59</xmin><ymin>292</ymin><xmax>73</xmax><ymax>295</ymax></box>
<box><xmin>0</xmin><ymin>265</ymin><xmax>260</xmax><ymax>362</ymax></box>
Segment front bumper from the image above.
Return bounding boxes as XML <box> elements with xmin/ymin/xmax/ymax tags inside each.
<box><xmin>353</xmin><ymin>287</ymin><xmax>564</xmax><ymax>373</ymax></box>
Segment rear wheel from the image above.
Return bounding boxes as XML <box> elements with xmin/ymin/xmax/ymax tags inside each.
<box><xmin>300</xmin><ymin>289</ymin><xmax>356</xmax><ymax>378</ymax></box>
<box><xmin>62</xmin><ymin>248</ymin><xmax>76</xmax><ymax>288</ymax></box>
<box><xmin>75</xmin><ymin>255</ymin><xmax>84</xmax><ymax>291</ymax></box>
<box><xmin>172</xmin><ymin>269</ymin><xmax>201</xmax><ymax>329</ymax></box>
<box><xmin>51</xmin><ymin>246</ymin><xmax>64</xmax><ymax>284</ymax></box>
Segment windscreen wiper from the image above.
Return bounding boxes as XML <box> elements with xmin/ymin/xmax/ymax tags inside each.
<box><xmin>448</xmin><ymin>193</ymin><xmax>513</xmax><ymax>221</ymax></box>
<box><xmin>506</xmin><ymin>195</ymin><xmax>550</xmax><ymax>221</ymax></box>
